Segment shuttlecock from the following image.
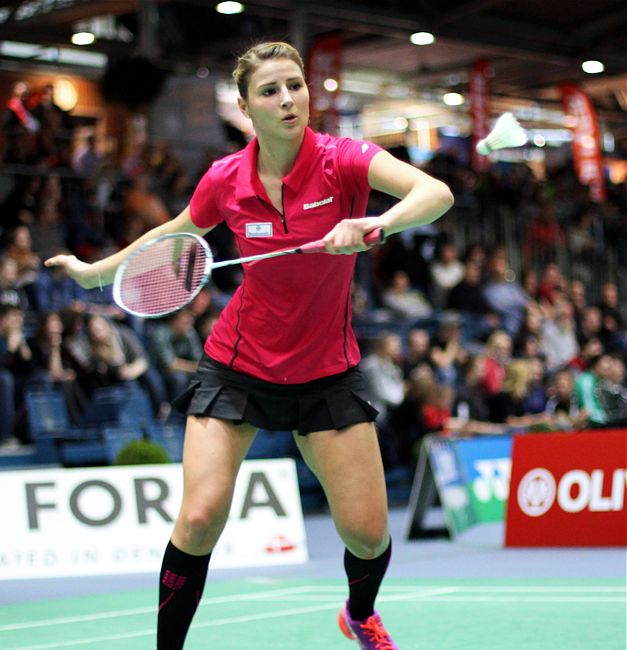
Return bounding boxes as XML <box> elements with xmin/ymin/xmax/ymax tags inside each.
<box><xmin>476</xmin><ymin>112</ymin><xmax>528</xmax><ymax>155</ymax></box>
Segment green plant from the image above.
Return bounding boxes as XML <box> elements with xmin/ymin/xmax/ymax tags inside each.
<box><xmin>114</xmin><ymin>439</ymin><xmax>170</xmax><ymax>465</ymax></box>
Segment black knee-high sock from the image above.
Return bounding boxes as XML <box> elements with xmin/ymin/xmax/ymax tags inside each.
<box><xmin>344</xmin><ymin>538</ymin><xmax>392</xmax><ymax>621</ymax></box>
<box><xmin>157</xmin><ymin>541</ymin><xmax>211</xmax><ymax>650</ymax></box>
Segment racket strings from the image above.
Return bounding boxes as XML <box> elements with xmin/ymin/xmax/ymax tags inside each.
<box><xmin>118</xmin><ymin>238</ymin><xmax>207</xmax><ymax>316</ymax></box>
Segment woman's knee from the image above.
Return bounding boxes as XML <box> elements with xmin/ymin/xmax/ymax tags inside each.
<box><xmin>340</xmin><ymin>521</ymin><xmax>390</xmax><ymax>559</ymax></box>
<box><xmin>175</xmin><ymin>494</ymin><xmax>232</xmax><ymax>547</ymax></box>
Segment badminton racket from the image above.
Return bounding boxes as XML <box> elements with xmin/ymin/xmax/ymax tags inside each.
<box><xmin>113</xmin><ymin>228</ymin><xmax>385</xmax><ymax>318</ymax></box>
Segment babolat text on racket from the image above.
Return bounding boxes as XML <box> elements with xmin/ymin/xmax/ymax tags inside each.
<box><xmin>113</xmin><ymin>228</ymin><xmax>385</xmax><ymax>318</ymax></box>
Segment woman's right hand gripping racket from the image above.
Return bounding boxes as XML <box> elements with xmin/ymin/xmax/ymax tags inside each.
<box><xmin>113</xmin><ymin>228</ymin><xmax>385</xmax><ymax>318</ymax></box>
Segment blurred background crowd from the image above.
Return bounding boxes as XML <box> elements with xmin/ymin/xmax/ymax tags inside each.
<box><xmin>0</xmin><ymin>80</ymin><xmax>625</xmax><ymax>470</ymax></box>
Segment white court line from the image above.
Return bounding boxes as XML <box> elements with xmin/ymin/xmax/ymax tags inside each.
<box><xmin>5</xmin><ymin>588</ymin><xmax>453</xmax><ymax>650</ymax></box>
<box><xmin>0</xmin><ymin>585</ymin><xmax>315</xmax><ymax>633</ymax></box>
<box><xmin>5</xmin><ymin>585</ymin><xmax>625</xmax><ymax>649</ymax></box>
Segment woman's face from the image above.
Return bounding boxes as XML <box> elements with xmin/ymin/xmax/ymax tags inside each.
<box><xmin>87</xmin><ymin>317</ymin><xmax>110</xmax><ymax>342</ymax></box>
<box><xmin>239</xmin><ymin>58</ymin><xmax>309</xmax><ymax>141</ymax></box>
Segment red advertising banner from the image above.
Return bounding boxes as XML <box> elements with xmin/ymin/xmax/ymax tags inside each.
<box><xmin>306</xmin><ymin>35</ymin><xmax>342</xmax><ymax>134</ymax></box>
<box><xmin>559</xmin><ymin>83</ymin><xmax>606</xmax><ymax>202</ymax></box>
<box><xmin>506</xmin><ymin>429</ymin><xmax>627</xmax><ymax>547</ymax></box>
<box><xmin>469</xmin><ymin>60</ymin><xmax>491</xmax><ymax>173</ymax></box>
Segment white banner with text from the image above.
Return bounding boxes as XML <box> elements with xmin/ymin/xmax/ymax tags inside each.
<box><xmin>0</xmin><ymin>459</ymin><xmax>308</xmax><ymax>579</ymax></box>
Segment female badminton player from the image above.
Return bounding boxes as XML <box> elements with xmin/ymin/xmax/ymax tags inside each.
<box><xmin>45</xmin><ymin>42</ymin><xmax>454</xmax><ymax>649</ymax></box>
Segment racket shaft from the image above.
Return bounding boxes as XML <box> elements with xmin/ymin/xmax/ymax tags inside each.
<box><xmin>210</xmin><ymin>227</ymin><xmax>384</xmax><ymax>269</ymax></box>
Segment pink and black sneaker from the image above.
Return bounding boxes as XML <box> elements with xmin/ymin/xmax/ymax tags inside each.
<box><xmin>338</xmin><ymin>600</ymin><xmax>399</xmax><ymax>649</ymax></box>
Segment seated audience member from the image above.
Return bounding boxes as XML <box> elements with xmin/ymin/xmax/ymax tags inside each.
<box><xmin>482</xmin><ymin>247</ymin><xmax>529</xmax><ymax>336</ymax></box>
<box><xmin>523</xmin><ymin>356</ymin><xmax>548</xmax><ymax>414</ymax></box>
<box><xmin>0</xmin><ymin>304</ymin><xmax>34</xmax><ymax>444</ymax></box>
<box><xmin>447</xmin><ymin>261</ymin><xmax>492</xmax><ymax>315</ymax></box>
<box><xmin>487</xmin><ymin>359</ymin><xmax>554</xmax><ymax>430</ymax></box>
<box><xmin>545</xmin><ymin>369</ymin><xmax>589</xmax><ymax>430</ymax></box>
<box><xmin>481</xmin><ymin>330</ymin><xmax>512</xmax><ymax>396</ymax></box>
<box><xmin>597</xmin><ymin>356</ymin><xmax>627</xmax><ymax>427</ymax></box>
<box><xmin>537</xmin><ymin>262</ymin><xmax>567</xmax><ymax>305</ymax></box>
<box><xmin>27</xmin><ymin>311</ymin><xmax>87</xmax><ymax>423</ymax></box>
<box><xmin>4</xmin><ymin>225</ymin><xmax>40</xmax><ymax>286</ymax></box>
<box><xmin>420</xmin><ymin>380</ymin><xmax>454</xmax><ymax>435</ymax></box>
<box><xmin>541</xmin><ymin>299</ymin><xmax>579</xmax><ymax>371</ymax></box>
<box><xmin>569</xmin><ymin>279</ymin><xmax>588</xmax><ymax>329</ymax></box>
<box><xmin>449</xmin><ymin>355</ymin><xmax>504</xmax><ymax>436</ymax></box>
<box><xmin>514</xmin><ymin>303</ymin><xmax>544</xmax><ymax>356</ymax></box>
<box><xmin>362</xmin><ymin>332</ymin><xmax>405</xmax><ymax>418</ymax></box>
<box><xmin>32</xmin><ymin>259</ymin><xmax>87</xmax><ymax>312</ymax></box>
<box><xmin>0</xmin><ymin>256</ymin><xmax>29</xmax><ymax>310</ymax></box>
<box><xmin>575</xmin><ymin>353</ymin><xmax>614</xmax><ymax>428</ymax></box>
<box><xmin>577</xmin><ymin>306</ymin><xmax>604</xmax><ymax>349</ymax></box>
<box><xmin>597</xmin><ymin>282</ymin><xmax>626</xmax><ymax>354</ymax></box>
<box><xmin>380</xmin><ymin>270</ymin><xmax>432</xmax><ymax>320</ymax></box>
<box><xmin>79</xmin><ymin>315</ymin><xmax>166</xmax><ymax>412</ymax></box>
<box><xmin>430</xmin><ymin>313</ymin><xmax>467</xmax><ymax>388</ymax></box>
<box><xmin>361</xmin><ymin>332</ymin><xmax>406</xmax><ymax>467</ymax></box>
<box><xmin>402</xmin><ymin>328</ymin><xmax>432</xmax><ymax>380</ymax></box>
<box><xmin>147</xmin><ymin>309</ymin><xmax>203</xmax><ymax>400</ymax></box>
<box><xmin>430</xmin><ymin>241</ymin><xmax>464</xmax><ymax>309</ymax></box>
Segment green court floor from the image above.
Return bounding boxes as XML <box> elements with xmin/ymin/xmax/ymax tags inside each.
<box><xmin>1</xmin><ymin>578</ymin><xmax>625</xmax><ymax>649</ymax></box>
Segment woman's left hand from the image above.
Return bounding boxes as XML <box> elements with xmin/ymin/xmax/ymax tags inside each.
<box><xmin>322</xmin><ymin>217</ymin><xmax>382</xmax><ymax>255</ymax></box>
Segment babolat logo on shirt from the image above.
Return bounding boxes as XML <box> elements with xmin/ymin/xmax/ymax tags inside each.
<box><xmin>246</xmin><ymin>223</ymin><xmax>273</xmax><ymax>237</ymax></box>
<box><xmin>303</xmin><ymin>196</ymin><xmax>334</xmax><ymax>210</ymax></box>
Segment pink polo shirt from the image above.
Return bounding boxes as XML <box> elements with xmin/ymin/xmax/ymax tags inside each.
<box><xmin>190</xmin><ymin>127</ymin><xmax>382</xmax><ymax>383</ymax></box>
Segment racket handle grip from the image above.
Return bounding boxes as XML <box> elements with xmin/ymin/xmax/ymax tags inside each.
<box><xmin>300</xmin><ymin>227</ymin><xmax>385</xmax><ymax>254</ymax></box>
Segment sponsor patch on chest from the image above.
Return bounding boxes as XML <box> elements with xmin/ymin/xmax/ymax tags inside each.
<box><xmin>303</xmin><ymin>196</ymin><xmax>334</xmax><ymax>210</ymax></box>
<box><xmin>246</xmin><ymin>222</ymin><xmax>273</xmax><ymax>237</ymax></box>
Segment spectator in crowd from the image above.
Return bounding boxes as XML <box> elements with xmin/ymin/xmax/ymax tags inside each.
<box><xmin>0</xmin><ymin>256</ymin><xmax>29</xmax><ymax>310</ymax></box>
<box><xmin>430</xmin><ymin>313</ymin><xmax>466</xmax><ymax>387</ymax></box>
<box><xmin>27</xmin><ymin>311</ymin><xmax>87</xmax><ymax>423</ymax></box>
<box><xmin>361</xmin><ymin>332</ymin><xmax>407</xmax><ymax>467</ymax></box>
<box><xmin>597</xmin><ymin>282</ymin><xmax>626</xmax><ymax>354</ymax></box>
<box><xmin>597</xmin><ymin>356</ymin><xmax>627</xmax><ymax>427</ymax></box>
<box><xmin>78</xmin><ymin>315</ymin><xmax>166</xmax><ymax>412</ymax></box>
<box><xmin>32</xmin><ymin>259</ymin><xmax>87</xmax><ymax>312</ymax></box>
<box><xmin>575</xmin><ymin>353</ymin><xmax>614</xmax><ymax>428</ymax></box>
<box><xmin>0</xmin><ymin>304</ymin><xmax>33</xmax><ymax>444</ymax></box>
<box><xmin>401</xmin><ymin>328</ymin><xmax>432</xmax><ymax>380</ymax></box>
<box><xmin>577</xmin><ymin>305</ymin><xmax>603</xmax><ymax>347</ymax></box>
<box><xmin>4</xmin><ymin>81</ymin><xmax>39</xmax><ymax>136</ymax></box>
<box><xmin>541</xmin><ymin>299</ymin><xmax>579</xmax><ymax>372</ymax></box>
<box><xmin>487</xmin><ymin>359</ymin><xmax>553</xmax><ymax>430</ymax></box>
<box><xmin>380</xmin><ymin>269</ymin><xmax>432</xmax><ymax>320</ymax></box>
<box><xmin>29</xmin><ymin>83</ymin><xmax>69</xmax><ymax>164</ymax></box>
<box><xmin>122</xmin><ymin>172</ymin><xmax>170</xmax><ymax>231</ymax></box>
<box><xmin>481</xmin><ymin>330</ymin><xmax>512</xmax><ymax>396</ymax></box>
<box><xmin>522</xmin><ymin>356</ymin><xmax>548</xmax><ymax>414</ymax></box>
<box><xmin>3</xmin><ymin>225</ymin><xmax>40</xmax><ymax>286</ymax></box>
<box><xmin>147</xmin><ymin>309</ymin><xmax>204</xmax><ymax>401</ymax></box>
<box><xmin>569</xmin><ymin>279</ymin><xmax>588</xmax><ymax>330</ymax></box>
<box><xmin>73</xmin><ymin>135</ymin><xmax>102</xmax><ymax>178</ymax></box>
<box><xmin>447</xmin><ymin>261</ymin><xmax>492</xmax><ymax>315</ymax></box>
<box><xmin>514</xmin><ymin>303</ymin><xmax>544</xmax><ymax>356</ymax></box>
<box><xmin>0</xmin><ymin>173</ymin><xmax>40</xmax><ymax>229</ymax></box>
<box><xmin>420</xmin><ymin>380</ymin><xmax>454</xmax><ymax>434</ymax></box>
<box><xmin>520</xmin><ymin>268</ymin><xmax>539</xmax><ymax>302</ymax></box>
<box><xmin>545</xmin><ymin>369</ymin><xmax>588</xmax><ymax>430</ymax></box>
<box><xmin>430</xmin><ymin>241</ymin><xmax>464</xmax><ymax>308</ymax></box>
<box><xmin>482</xmin><ymin>247</ymin><xmax>529</xmax><ymax>336</ymax></box>
<box><xmin>453</xmin><ymin>355</ymin><xmax>491</xmax><ymax>423</ymax></box>
<box><xmin>537</xmin><ymin>263</ymin><xmax>567</xmax><ymax>305</ymax></box>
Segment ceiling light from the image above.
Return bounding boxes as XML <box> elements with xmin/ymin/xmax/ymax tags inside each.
<box><xmin>323</xmin><ymin>78</ymin><xmax>338</xmax><ymax>92</ymax></box>
<box><xmin>216</xmin><ymin>1</ymin><xmax>244</xmax><ymax>14</ymax></box>
<box><xmin>410</xmin><ymin>32</ymin><xmax>435</xmax><ymax>46</ymax></box>
<box><xmin>443</xmin><ymin>92</ymin><xmax>464</xmax><ymax>106</ymax></box>
<box><xmin>581</xmin><ymin>60</ymin><xmax>604</xmax><ymax>74</ymax></box>
<box><xmin>71</xmin><ymin>31</ymin><xmax>95</xmax><ymax>46</ymax></box>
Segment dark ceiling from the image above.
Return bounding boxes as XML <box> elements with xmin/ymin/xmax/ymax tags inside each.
<box><xmin>0</xmin><ymin>0</ymin><xmax>625</xmax><ymax>123</ymax></box>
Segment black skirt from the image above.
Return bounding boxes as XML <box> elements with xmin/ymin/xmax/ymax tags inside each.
<box><xmin>172</xmin><ymin>355</ymin><xmax>379</xmax><ymax>434</ymax></box>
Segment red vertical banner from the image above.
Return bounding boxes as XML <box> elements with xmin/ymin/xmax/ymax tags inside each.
<box><xmin>560</xmin><ymin>83</ymin><xmax>606</xmax><ymax>202</ymax></box>
<box><xmin>469</xmin><ymin>60</ymin><xmax>491</xmax><ymax>172</ymax></box>
<box><xmin>306</xmin><ymin>35</ymin><xmax>342</xmax><ymax>134</ymax></box>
